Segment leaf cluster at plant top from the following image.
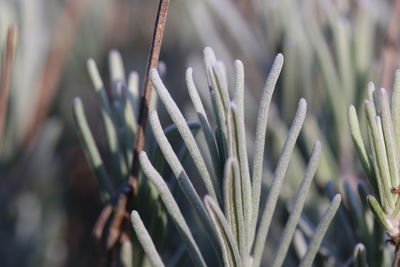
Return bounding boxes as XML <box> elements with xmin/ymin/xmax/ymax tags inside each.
<box><xmin>349</xmin><ymin>70</ymin><xmax>400</xmax><ymax>255</ymax></box>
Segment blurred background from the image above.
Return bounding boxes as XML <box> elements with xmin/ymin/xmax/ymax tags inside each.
<box><xmin>0</xmin><ymin>0</ymin><xmax>398</xmax><ymax>266</ymax></box>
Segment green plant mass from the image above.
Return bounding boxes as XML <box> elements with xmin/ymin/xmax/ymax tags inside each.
<box><xmin>5</xmin><ymin>0</ymin><xmax>400</xmax><ymax>267</ymax></box>
<box><xmin>349</xmin><ymin>71</ymin><xmax>400</xmax><ymax>264</ymax></box>
<box><xmin>132</xmin><ymin>48</ymin><xmax>341</xmax><ymax>267</ymax></box>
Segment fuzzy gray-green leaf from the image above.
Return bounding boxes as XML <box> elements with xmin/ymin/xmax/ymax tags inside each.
<box><xmin>366</xmin><ymin>194</ymin><xmax>391</xmax><ymax>230</ymax></box>
<box><xmin>348</xmin><ymin>105</ymin><xmax>372</xmax><ymax>180</ymax></box>
<box><xmin>148</xmin><ymin>111</ymin><xmax>219</xmax><ymax>252</ymax></box>
<box><xmin>109</xmin><ymin>50</ymin><xmax>126</xmax><ymax>83</ymax></box>
<box><xmin>139</xmin><ymin>151</ymin><xmax>207</xmax><ymax>267</ymax></box>
<box><xmin>72</xmin><ymin>97</ymin><xmax>113</xmax><ymax>202</ymax></box>
<box><xmin>392</xmin><ymin>70</ymin><xmax>400</xmax><ymax>157</ymax></box>
<box><xmin>227</xmin><ymin>103</ymin><xmax>252</xmax><ymax>235</ymax></box>
<box><xmin>252</xmin><ymin>98</ymin><xmax>306</xmax><ymax>267</ymax></box>
<box><xmin>365</xmin><ymin>100</ymin><xmax>393</xmax><ymax>210</ymax></box>
<box><xmin>205</xmin><ymin>195</ymin><xmax>242</xmax><ymax>267</ymax></box>
<box><xmin>272</xmin><ymin>141</ymin><xmax>321</xmax><ymax>267</ymax></box>
<box><xmin>186</xmin><ymin>67</ymin><xmax>222</xmax><ymax>177</ymax></box>
<box><xmin>131</xmin><ymin>211</ymin><xmax>165</xmax><ymax>267</ymax></box>
<box><xmin>299</xmin><ymin>194</ymin><xmax>341</xmax><ymax>267</ymax></box>
<box><xmin>250</xmin><ymin>53</ymin><xmax>284</xmax><ymax>244</ymax></box>
<box><xmin>151</xmin><ymin>68</ymin><xmax>221</xmax><ymax>204</ymax></box>
<box><xmin>87</xmin><ymin>58</ymin><xmax>128</xmax><ymax>182</ymax></box>
<box><xmin>222</xmin><ymin>157</ymin><xmax>247</xmax><ymax>264</ymax></box>
<box><xmin>378</xmin><ymin>88</ymin><xmax>400</xmax><ymax>189</ymax></box>
<box><xmin>352</xmin><ymin>243</ymin><xmax>368</xmax><ymax>267</ymax></box>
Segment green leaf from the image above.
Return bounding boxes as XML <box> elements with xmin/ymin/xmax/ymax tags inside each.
<box><xmin>131</xmin><ymin>211</ymin><xmax>165</xmax><ymax>267</ymax></box>
<box><xmin>139</xmin><ymin>152</ymin><xmax>207</xmax><ymax>267</ymax></box>
<box><xmin>366</xmin><ymin>194</ymin><xmax>391</xmax><ymax>231</ymax></box>
<box><xmin>391</xmin><ymin>70</ymin><xmax>400</xmax><ymax>159</ymax></box>
<box><xmin>222</xmin><ymin>157</ymin><xmax>247</xmax><ymax>264</ymax></box>
<box><xmin>272</xmin><ymin>141</ymin><xmax>321</xmax><ymax>267</ymax></box>
<box><xmin>72</xmin><ymin>97</ymin><xmax>113</xmax><ymax>202</ymax></box>
<box><xmin>299</xmin><ymin>194</ymin><xmax>341</xmax><ymax>267</ymax></box>
<box><xmin>252</xmin><ymin>98</ymin><xmax>307</xmax><ymax>267</ymax></box>
<box><xmin>250</xmin><ymin>53</ymin><xmax>284</xmax><ymax>245</ymax></box>
<box><xmin>378</xmin><ymin>88</ymin><xmax>400</xmax><ymax>189</ymax></box>
<box><xmin>348</xmin><ymin>105</ymin><xmax>372</xmax><ymax>182</ymax></box>
<box><xmin>204</xmin><ymin>195</ymin><xmax>242</xmax><ymax>267</ymax></box>
<box><xmin>87</xmin><ymin>58</ymin><xmax>128</xmax><ymax>183</ymax></box>
<box><xmin>186</xmin><ymin>67</ymin><xmax>222</xmax><ymax>178</ymax></box>
<box><xmin>352</xmin><ymin>243</ymin><xmax>368</xmax><ymax>267</ymax></box>
<box><xmin>147</xmin><ymin>111</ymin><xmax>220</xmax><ymax>254</ymax></box>
<box><xmin>151</xmin><ymin>68</ymin><xmax>222</xmax><ymax>204</ymax></box>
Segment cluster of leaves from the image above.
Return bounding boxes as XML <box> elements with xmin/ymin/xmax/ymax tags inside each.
<box><xmin>73</xmin><ymin>50</ymin><xmax>167</xmax><ymax>266</ymax></box>
<box><xmin>349</xmin><ymin>71</ymin><xmax>400</xmax><ymax>264</ymax></box>
<box><xmin>184</xmin><ymin>1</ymin><xmax>396</xmax><ymax>265</ymax></box>
<box><xmin>128</xmin><ymin>47</ymin><xmax>341</xmax><ymax>266</ymax></box>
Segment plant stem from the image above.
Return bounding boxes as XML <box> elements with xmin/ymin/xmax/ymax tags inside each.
<box><xmin>131</xmin><ymin>0</ymin><xmax>170</xmax><ymax>183</ymax></box>
<box><xmin>92</xmin><ymin>1</ymin><xmax>170</xmax><ymax>265</ymax></box>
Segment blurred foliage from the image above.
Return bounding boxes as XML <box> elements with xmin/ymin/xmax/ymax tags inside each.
<box><xmin>1</xmin><ymin>0</ymin><xmax>400</xmax><ymax>266</ymax></box>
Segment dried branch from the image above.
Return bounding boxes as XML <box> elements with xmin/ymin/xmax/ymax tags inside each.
<box><xmin>91</xmin><ymin>1</ymin><xmax>170</xmax><ymax>264</ymax></box>
<box><xmin>131</xmin><ymin>0</ymin><xmax>170</xmax><ymax>182</ymax></box>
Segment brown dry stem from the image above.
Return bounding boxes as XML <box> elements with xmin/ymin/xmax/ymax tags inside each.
<box><xmin>92</xmin><ymin>1</ymin><xmax>170</xmax><ymax>265</ymax></box>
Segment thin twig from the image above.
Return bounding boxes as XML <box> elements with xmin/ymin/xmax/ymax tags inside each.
<box><xmin>0</xmin><ymin>26</ymin><xmax>17</xmax><ymax>144</ymax></box>
<box><xmin>131</xmin><ymin>0</ymin><xmax>170</xmax><ymax>182</ymax></box>
<box><xmin>92</xmin><ymin>1</ymin><xmax>170</xmax><ymax>264</ymax></box>
<box><xmin>21</xmin><ymin>0</ymin><xmax>88</xmax><ymax>149</ymax></box>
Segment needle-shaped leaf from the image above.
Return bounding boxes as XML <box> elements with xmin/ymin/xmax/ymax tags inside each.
<box><xmin>109</xmin><ymin>50</ymin><xmax>126</xmax><ymax>83</ymax></box>
<box><xmin>186</xmin><ymin>67</ymin><xmax>222</xmax><ymax>178</ymax></box>
<box><xmin>378</xmin><ymin>88</ymin><xmax>400</xmax><ymax>189</ymax></box>
<box><xmin>148</xmin><ymin>111</ymin><xmax>220</xmax><ymax>252</ymax></box>
<box><xmin>205</xmin><ymin>195</ymin><xmax>242</xmax><ymax>267</ymax></box>
<box><xmin>272</xmin><ymin>141</ymin><xmax>321</xmax><ymax>267</ymax></box>
<box><xmin>223</xmin><ymin>157</ymin><xmax>247</xmax><ymax>264</ymax></box>
<box><xmin>151</xmin><ymin>68</ymin><xmax>221</xmax><ymax>203</ymax></box>
<box><xmin>211</xmin><ymin>63</ymin><xmax>230</xmax><ymax>110</ymax></box>
<box><xmin>128</xmin><ymin>71</ymin><xmax>140</xmax><ymax>115</ymax></box>
<box><xmin>299</xmin><ymin>194</ymin><xmax>341</xmax><ymax>267</ymax></box>
<box><xmin>131</xmin><ymin>211</ymin><xmax>165</xmax><ymax>267</ymax></box>
<box><xmin>72</xmin><ymin>98</ymin><xmax>113</xmax><ymax>202</ymax></box>
<box><xmin>139</xmin><ymin>151</ymin><xmax>207</xmax><ymax>267</ymax></box>
<box><xmin>87</xmin><ymin>59</ymin><xmax>128</xmax><ymax>182</ymax></box>
<box><xmin>365</xmin><ymin>100</ymin><xmax>393</xmax><ymax>209</ymax></box>
<box><xmin>207</xmin><ymin>65</ymin><xmax>229</xmax><ymax>160</ymax></box>
<box><xmin>252</xmin><ymin>98</ymin><xmax>306</xmax><ymax>267</ymax></box>
<box><xmin>251</xmin><ymin>54</ymin><xmax>284</xmax><ymax>244</ymax></box>
<box><xmin>343</xmin><ymin>180</ymin><xmax>363</xmax><ymax>227</ymax></box>
<box><xmin>227</xmin><ymin>103</ymin><xmax>252</xmax><ymax>235</ymax></box>
<box><xmin>348</xmin><ymin>105</ymin><xmax>372</xmax><ymax>181</ymax></box>
<box><xmin>367</xmin><ymin>195</ymin><xmax>391</xmax><ymax>231</ymax></box>
<box><xmin>392</xmin><ymin>70</ymin><xmax>400</xmax><ymax>156</ymax></box>
<box><xmin>120</xmin><ymin>240</ymin><xmax>133</xmax><ymax>267</ymax></box>
<box><xmin>232</xmin><ymin>61</ymin><xmax>252</xmax><ymax>246</ymax></box>
<box><xmin>352</xmin><ymin>243</ymin><xmax>368</xmax><ymax>267</ymax></box>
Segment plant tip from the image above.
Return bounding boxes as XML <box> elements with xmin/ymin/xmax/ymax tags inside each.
<box><xmin>234</xmin><ymin>59</ymin><xmax>243</xmax><ymax>65</ymax></box>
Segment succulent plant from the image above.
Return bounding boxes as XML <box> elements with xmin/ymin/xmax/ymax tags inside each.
<box><xmin>349</xmin><ymin>71</ymin><xmax>400</xmax><ymax>265</ymax></box>
<box><xmin>130</xmin><ymin>47</ymin><xmax>341</xmax><ymax>266</ymax></box>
